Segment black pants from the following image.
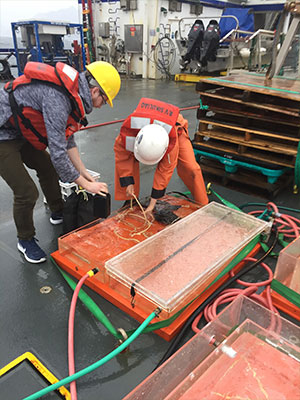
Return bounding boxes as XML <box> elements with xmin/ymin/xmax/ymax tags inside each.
<box><xmin>0</xmin><ymin>140</ymin><xmax>63</xmax><ymax>240</ymax></box>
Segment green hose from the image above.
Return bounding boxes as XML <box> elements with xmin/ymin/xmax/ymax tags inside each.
<box><xmin>50</xmin><ymin>256</ymin><xmax>120</xmax><ymax>339</ymax></box>
<box><xmin>22</xmin><ymin>310</ymin><xmax>158</xmax><ymax>400</ymax></box>
<box><xmin>239</xmin><ymin>202</ymin><xmax>300</xmax><ymax>213</ymax></box>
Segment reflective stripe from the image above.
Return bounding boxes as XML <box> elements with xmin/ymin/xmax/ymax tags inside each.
<box><xmin>62</xmin><ymin>64</ymin><xmax>78</xmax><ymax>82</ymax></box>
<box><xmin>125</xmin><ymin>136</ymin><xmax>135</xmax><ymax>152</ymax></box>
<box><xmin>130</xmin><ymin>116</ymin><xmax>172</xmax><ymax>134</ymax></box>
<box><xmin>153</xmin><ymin>120</ymin><xmax>172</xmax><ymax>134</ymax></box>
<box><xmin>130</xmin><ymin>117</ymin><xmax>151</xmax><ymax>129</ymax></box>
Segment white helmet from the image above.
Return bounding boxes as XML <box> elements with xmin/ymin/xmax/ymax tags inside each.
<box><xmin>134</xmin><ymin>124</ymin><xmax>169</xmax><ymax>165</ymax></box>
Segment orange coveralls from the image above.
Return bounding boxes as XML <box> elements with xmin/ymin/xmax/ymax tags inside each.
<box><xmin>114</xmin><ymin>111</ymin><xmax>208</xmax><ymax>206</ymax></box>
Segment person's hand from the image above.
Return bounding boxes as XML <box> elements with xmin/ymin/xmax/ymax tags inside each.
<box><xmin>144</xmin><ymin>197</ymin><xmax>157</xmax><ymax>222</ymax></box>
<box><xmin>85</xmin><ymin>181</ymin><xmax>108</xmax><ymax>196</ymax></box>
<box><xmin>82</xmin><ymin>170</ymin><xmax>96</xmax><ymax>182</ymax></box>
<box><xmin>126</xmin><ymin>184</ymin><xmax>135</xmax><ymax>198</ymax></box>
<box><xmin>144</xmin><ymin>206</ymin><xmax>155</xmax><ymax>222</ymax></box>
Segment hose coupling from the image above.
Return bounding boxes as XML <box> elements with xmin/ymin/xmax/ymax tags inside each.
<box><xmin>209</xmin><ymin>335</ymin><xmax>237</xmax><ymax>358</ymax></box>
<box><xmin>154</xmin><ymin>307</ymin><xmax>162</xmax><ymax>317</ymax></box>
<box><xmin>87</xmin><ymin>268</ymin><xmax>99</xmax><ymax>277</ymax></box>
<box><xmin>117</xmin><ymin>328</ymin><xmax>129</xmax><ymax>352</ymax></box>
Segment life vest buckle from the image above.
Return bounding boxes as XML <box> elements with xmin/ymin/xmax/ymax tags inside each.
<box><xmin>4</xmin><ymin>82</ymin><xmax>13</xmax><ymax>94</ymax></box>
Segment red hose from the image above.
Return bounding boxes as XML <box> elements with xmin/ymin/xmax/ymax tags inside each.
<box><xmin>68</xmin><ymin>272</ymin><xmax>90</xmax><ymax>400</ymax></box>
<box><xmin>267</xmin><ymin>202</ymin><xmax>300</xmax><ymax>238</ymax></box>
<box><xmin>248</xmin><ymin>204</ymin><xmax>300</xmax><ymax>239</ymax></box>
<box><xmin>79</xmin><ymin>106</ymin><xmax>199</xmax><ymax>131</ymax></box>
<box><xmin>80</xmin><ymin>119</ymin><xmax>125</xmax><ymax>130</ymax></box>
<box><xmin>192</xmin><ymin>257</ymin><xmax>281</xmax><ymax>334</ymax></box>
<box><xmin>191</xmin><ymin>200</ymin><xmax>298</xmax><ymax>335</ymax></box>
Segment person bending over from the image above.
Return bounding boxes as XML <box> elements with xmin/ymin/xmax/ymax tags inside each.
<box><xmin>114</xmin><ymin>97</ymin><xmax>208</xmax><ymax>220</ymax></box>
<box><xmin>0</xmin><ymin>61</ymin><xmax>121</xmax><ymax>263</ymax></box>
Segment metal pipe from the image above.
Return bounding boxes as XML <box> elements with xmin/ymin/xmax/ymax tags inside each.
<box><xmin>245</xmin><ymin>29</ymin><xmax>275</xmax><ymax>43</ymax></box>
<box><xmin>220</xmin><ymin>29</ymin><xmax>254</xmax><ymax>43</ymax></box>
<box><xmin>79</xmin><ymin>106</ymin><xmax>199</xmax><ymax>131</ymax></box>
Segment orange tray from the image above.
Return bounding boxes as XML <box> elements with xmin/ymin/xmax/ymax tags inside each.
<box><xmin>264</xmin><ymin>289</ymin><xmax>300</xmax><ymax>322</ymax></box>
<box><xmin>51</xmin><ymin>243</ymin><xmax>260</xmax><ymax>341</ymax></box>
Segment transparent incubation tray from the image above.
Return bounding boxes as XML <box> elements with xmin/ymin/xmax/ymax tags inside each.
<box><xmin>57</xmin><ymin>195</ymin><xmax>200</xmax><ymax>283</ymax></box>
<box><xmin>274</xmin><ymin>236</ymin><xmax>300</xmax><ymax>294</ymax></box>
<box><xmin>124</xmin><ymin>296</ymin><xmax>300</xmax><ymax>400</ymax></box>
<box><xmin>105</xmin><ymin>202</ymin><xmax>269</xmax><ymax>318</ymax></box>
<box><xmin>166</xmin><ymin>319</ymin><xmax>300</xmax><ymax>400</ymax></box>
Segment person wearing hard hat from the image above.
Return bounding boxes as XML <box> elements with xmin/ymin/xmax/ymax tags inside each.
<box><xmin>114</xmin><ymin>98</ymin><xmax>208</xmax><ymax>220</ymax></box>
<box><xmin>0</xmin><ymin>60</ymin><xmax>121</xmax><ymax>263</ymax></box>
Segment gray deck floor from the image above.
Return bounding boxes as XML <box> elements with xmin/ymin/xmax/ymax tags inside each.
<box><xmin>0</xmin><ymin>77</ymin><xmax>299</xmax><ymax>400</ymax></box>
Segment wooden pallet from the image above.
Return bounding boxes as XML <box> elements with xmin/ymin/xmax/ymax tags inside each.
<box><xmin>197</xmin><ymin>88</ymin><xmax>300</xmax><ymax>117</ymax></box>
<box><xmin>198</xmin><ymin>157</ymin><xmax>293</xmax><ymax>199</ymax></box>
<box><xmin>195</xmin><ymin>74</ymin><xmax>299</xmax><ymax>190</ymax></box>
<box><xmin>197</xmin><ymin>96</ymin><xmax>300</xmax><ymax>132</ymax></box>
<box><xmin>196</xmin><ymin>75</ymin><xmax>300</xmax><ymax>114</ymax></box>
<box><xmin>195</xmin><ymin>120</ymin><xmax>298</xmax><ymax>168</ymax></box>
<box><xmin>194</xmin><ymin>133</ymin><xmax>296</xmax><ymax>168</ymax></box>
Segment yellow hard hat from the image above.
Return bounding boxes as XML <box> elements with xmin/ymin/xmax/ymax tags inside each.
<box><xmin>86</xmin><ymin>61</ymin><xmax>121</xmax><ymax>107</ymax></box>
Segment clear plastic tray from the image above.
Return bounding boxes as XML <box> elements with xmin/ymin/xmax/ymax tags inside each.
<box><xmin>166</xmin><ymin>318</ymin><xmax>300</xmax><ymax>399</ymax></box>
<box><xmin>124</xmin><ymin>296</ymin><xmax>300</xmax><ymax>400</ymax></box>
<box><xmin>57</xmin><ymin>195</ymin><xmax>200</xmax><ymax>283</ymax></box>
<box><xmin>274</xmin><ymin>236</ymin><xmax>300</xmax><ymax>294</ymax></box>
<box><xmin>105</xmin><ymin>202</ymin><xmax>269</xmax><ymax>317</ymax></box>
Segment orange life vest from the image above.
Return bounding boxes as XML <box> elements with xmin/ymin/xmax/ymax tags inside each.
<box><xmin>5</xmin><ymin>62</ymin><xmax>87</xmax><ymax>150</ymax></box>
<box><xmin>120</xmin><ymin>98</ymin><xmax>180</xmax><ymax>154</ymax></box>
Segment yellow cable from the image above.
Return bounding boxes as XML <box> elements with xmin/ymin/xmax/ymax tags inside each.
<box><xmin>113</xmin><ymin>194</ymin><xmax>152</xmax><ymax>242</ymax></box>
<box><xmin>132</xmin><ymin>193</ymin><xmax>149</xmax><ymax>223</ymax></box>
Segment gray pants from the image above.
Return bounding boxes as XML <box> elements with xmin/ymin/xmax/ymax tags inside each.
<box><xmin>0</xmin><ymin>139</ymin><xmax>63</xmax><ymax>240</ymax></box>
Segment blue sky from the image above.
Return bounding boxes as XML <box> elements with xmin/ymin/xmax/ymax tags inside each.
<box><xmin>0</xmin><ymin>0</ymin><xmax>80</xmax><ymax>37</ymax></box>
